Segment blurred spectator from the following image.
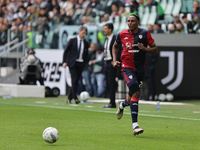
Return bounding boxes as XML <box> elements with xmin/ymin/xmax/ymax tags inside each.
<box><xmin>111</xmin><ymin>3</ymin><xmax>120</xmax><ymax>21</ymax></box>
<box><xmin>3</xmin><ymin>18</ymin><xmax>11</xmax><ymax>29</ymax></box>
<box><xmin>191</xmin><ymin>1</ymin><xmax>200</xmax><ymax>18</ymax></box>
<box><xmin>9</xmin><ymin>0</ymin><xmax>18</xmax><ymax>13</ymax></box>
<box><xmin>18</xmin><ymin>6</ymin><xmax>30</xmax><ymax>23</ymax></box>
<box><xmin>60</xmin><ymin>8</ymin><xmax>70</xmax><ymax>25</ymax></box>
<box><xmin>119</xmin><ymin>4</ymin><xmax>129</xmax><ymax>17</ymax></box>
<box><xmin>75</xmin><ymin>0</ymin><xmax>84</xmax><ymax>10</ymax></box>
<box><xmin>168</xmin><ymin>23</ymin><xmax>177</xmax><ymax>34</ymax></box>
<box><xmin>145</xmin><ymin>0</ymin><xmax>164</xmax><ymax>20</ymax></box>
<box><xmin>88</xmin><ymin>43</ymin><xmax>97</xmax><ymax>97</ymax></box>
<box><xmin>38</xmin><ymin>7</ymin><xmax>48</xmax><ymax>27</ymax></box>
<box><xmin>6</xmin><ymin>0</ymin><xmax>13</xmax><ymax>11</ymax></box>
<box><xmin>90</xmin><ymin>44</ymin><xmax>105</xmax><ymax>97</ymax></box>
<box><xmin>171</xmin><ymin>13</ymin><xmax>181</xmax><ymax>25</ymax></box>
<box><xmin>191</xmin><ymin>13</ymin><xmax>200</xmax><ymax>33</ymax></box>
<box><xmin>181</xmin><ymin>14</ymin><xmax>193</xmax><ymax>33</ymax></box>
<box><xmin>124</xmin><ymin>0</ymin><xmax>138</xmax><ymax>13</ymax></box>
<box><xmin>28</xmin><ymin>5</ymin><xmax>39</xmax><ymax>24</ymax></box>
<box><xmin>45</xmin><ymin>0</ymin><xmax>53</xmax><ymax>13</ymax></box>
<box><xmin>0</xmin><ymin>23</ymin><xmax>8</xmax><ymax>45</ymax></box>
<box><xmin>0</xmin><ymin>0</ymin><xmax>6</xmax><ymax>8</ymax></box>
<box><xmin>81</xmin><ymin>43</ymin><xmax>94</xmax><ymax>97</ymax></box>
<box><xmin>51</xmin><ymin>5</ymin><xmax>61</xmax><ymax>25</ymax></box>
<box><xmin>90</xmin><ymin>0</ymin><xmax>101</xmax><ymax>9</ymax></box>
<box><xmin>153</xmin><ymin>23</ymin><xmax>164</xmax><ymax>33</ymax></box>
<box><xmin>17</xmin><ymin>0</ymin><xmax>24</xmax><ymax>9</ymax></box>
<box><xmin>81</xmin><ymin>15</ymin><xmax>88</xmax><ymax>26</ymax></box>
<box><xmin>139</xmin><ymin>0</ymin><xmax>147</xmax><ymax>7</ymax></box>
<box><xmin>8</xmin><ymin>8</ymin><xmax>15</xmax><ymax>21</ymax></box>
<box><xmin>0</xmin><ymin>17</ymin><xmax>3</xmax><ymax>24</ymax></box>
<box><xmin>175</xmin><ymin>22</ymin><xmax>185</xmax><ymax>34</ymax></box>
<box><xmin>24</xmin><ymin>0</ymin><xmax>32</xmax><ymax>8</ymax></box>
<box><xmin>97</xmin><ymin>13</ymin><xmax>113</xmax><ymax>27</ymax></box>
<box><xmin>63</xmin><ymin>0</ymin><xmax>74</xmax><ymax>19</ymax></box>
<box><xmin>147</xmin><ymin>24</ymin><xmax>153</xmax><ymax>33</ymax></box>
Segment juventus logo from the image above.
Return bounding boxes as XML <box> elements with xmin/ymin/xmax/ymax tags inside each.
<box><xmin>160</xmin><ymin>51</ymin><xmax>184</xmax><ymax>91</ymax></box>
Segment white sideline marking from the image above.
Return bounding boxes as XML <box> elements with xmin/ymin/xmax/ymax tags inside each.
<box><xmin>0</xmin><ymin>102</ymin><xmax>200</xmax><ymax>121</ymax></box>
<box><xmin>88</xmin><ymin>99</ymin><xmax>188</xmax><ymax>105</ymax></box>
<box><xmin>35</xmin><ymin>101</ymin><xmax>46</xmax><ymax>104</ymax></box>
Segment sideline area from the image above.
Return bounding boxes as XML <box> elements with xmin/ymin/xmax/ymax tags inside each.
<box><xmin>87</xmin><ymin>99</ymin><xmax>188</xmax><ymax>105</ymax></box>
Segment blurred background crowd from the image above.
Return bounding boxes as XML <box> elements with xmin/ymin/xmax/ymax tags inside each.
<box><xmin>0</xmin><ymin>0</ymin><xmax>200</xmax><ymax>48</ymax></box>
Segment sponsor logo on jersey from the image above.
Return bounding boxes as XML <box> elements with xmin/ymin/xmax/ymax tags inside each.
<box><xmin>124</xmin><ymin>37</ymin><xmax>128</xmax><ymax>40</ymax></box>
<box><xmin>128</xmin><ymin>50</ymin><xmax>140</xmax><ymax>53</ymax></box>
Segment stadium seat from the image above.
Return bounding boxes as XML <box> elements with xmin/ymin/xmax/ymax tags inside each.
<box><xmin>148</xmin><ymin>6</ymin><xmax>157</xmax><ymax>25</ymax></box>
<box><xmin>179</xmin><ymin>13</ymin><xmax>184</xmax><ymax>21</ymax></box>
<box><xmin>138</xmin><ymin>6</ymin><xmax>144</xmax><ymax>20</ymax></box>
<box><xmin>140</xmin><ymin>7</ymin><xmax>150</xmax><ymax>27</ymax></box>
<box><xmin>95</xmin><ymin>16</ymin><xmax>100</xmax><ymax>24</ymax></box>
<box><xmin>113</xmin><ymin>16</ymin><xmax>120</xmax><ymax>34</ymax></box>
<box><xmin>119</xmin><ymin>16</ymin><xmax>127</xmax><ymax>31</ymax></box>
<box><xmin>181</xmin><ymin>0</ymin><xmax>187</xmax><ymax>13</ymax></box>
<box><xmin>161</xmin><ymin>23</ymin><xmax>167</xmax><ymax>33</ymax></box>
<box><xmin>172</xmin><ymin>0</ymin><xmax>182</xmax><ymax>15</ymax></box>
<box><xmin>186</xmin><ymin>0</ymin><xmax>193</xmax><ymax>12</ymax></box>
<box><xmin>187</xmin><ymin>13</ymin><xmax>192</xmax><ymax>21</ymax></box>
<box><xmin>165</xmin><ymin>0</ymin><xmax>174</xmax><ymax>15</ymax></box>
<box><xmin>160</xmin><ymin>0</ymin><xmax>167</xmax><ymax>12</ymax></box>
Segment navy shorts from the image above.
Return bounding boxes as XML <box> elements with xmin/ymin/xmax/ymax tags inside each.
<box><xmin>121</xmin><ymin>68</ymin><xmax>144</xmax><ymax>89</ymax></box>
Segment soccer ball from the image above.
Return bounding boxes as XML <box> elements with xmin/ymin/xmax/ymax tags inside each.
<box><xmin>158</xmin><ymin>93</ymin><xmax>166</xmax><ymax>101</ymax></box>
<box><xmin>42</xmin><ymin>127</ymin><xmax>59</xmax><ymax>143</ymax></box>
<box><xmin>166</xmin><ymin>93</ymin><xmax>174</xmax><ymax>101</ymax></box>
<box><xmin>80</xmin><ymin>91</ymin><xmax>90</xmax><ymax>101</ymax></box>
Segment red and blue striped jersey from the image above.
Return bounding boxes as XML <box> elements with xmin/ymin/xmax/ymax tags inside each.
<box><xmin>116</xmin><ymin>28</ymin><xmax>154</xmax><ymax>73</ymax></box>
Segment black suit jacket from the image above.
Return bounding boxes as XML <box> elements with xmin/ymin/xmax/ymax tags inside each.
<box><xmin>104</xmin><ymin>34</ymin><xmax>116</xmax><ymax>59</ymax></box>
<box><xmin>104</xmin><ymin>34</ymin><xmax>122</xmax><ymax>62</ymax></box>
<box><xmin>63</xmin><ymin>37</ymin><xmax>89</xmax><ymax>68</ymax></box>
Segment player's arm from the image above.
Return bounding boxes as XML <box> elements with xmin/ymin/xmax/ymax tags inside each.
<box><xmin>138</xmin><ymin>42</ymin><xmax>158</xmax><ymax>54</ymax></box>
<box><xmin>62</xmin><ymin>39</ymin><xmax>72</xmax><ymax>68</ymax></box>
<box><xmin>112</xmin><ymin>41</ymin><xmax>121</xmax><ymax>68</ymax></box>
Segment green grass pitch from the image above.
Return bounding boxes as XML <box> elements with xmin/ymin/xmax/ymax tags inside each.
<box><xmin>0</xmin><ymin>96</ymin><xmax>200</xmax><ymax>150</ymax></box>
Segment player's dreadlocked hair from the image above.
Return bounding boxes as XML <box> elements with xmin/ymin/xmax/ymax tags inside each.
<box><xmin>129</xmin><ymin>14</ymin><xmax>140</xmax><ymax>22</ymax></box>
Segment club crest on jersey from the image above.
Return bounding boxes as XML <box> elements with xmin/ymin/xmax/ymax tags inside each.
<box><xmin>129</xmin><ymin>75</ymin><xmax>133</xmax><ymax>79</ymax></box>
<box><xmin>139</xmin><ymin>35</ymin><xmax>143</xmax><ymax>39</ymax></box>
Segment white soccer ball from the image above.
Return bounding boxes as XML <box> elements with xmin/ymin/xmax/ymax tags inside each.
<box><xmin>80</xmin><ymin>91</ymin><xmax>90</xmax><ymax>101</ymax></box>
<box><xmin>42</xmin><ymin>127</ymin><xmax>59</xmax><ymax>143</ymax></box>
<box><xmin>166</xmin><ymin>93</ymin><xmax>174</xmax><ymax>101</ymax></box>
<box><xmin>158</xmin><ymin>93</ymin><xmax>166</xmax><ymax>101</ymax></box>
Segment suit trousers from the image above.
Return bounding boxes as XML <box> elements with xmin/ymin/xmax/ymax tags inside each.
<box><xmin>104</xmin><ymin>60</ymin><xmax>117</xmax><ymax>105</ymax></box>
<box><xmin>68</xmin><ymin>62</ymin><xmax>84</xmax><ymax>100</ymax></box>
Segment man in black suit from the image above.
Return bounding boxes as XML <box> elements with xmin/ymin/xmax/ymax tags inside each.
<box><xmin>62</xmin><ymin>26</ymin><xmax>89</xmax><ymax>104</ymax></box>
<box><xmin>102</xmin><ymin>23</ymin><xmax>118</xmax><ymax>108</ymax></box>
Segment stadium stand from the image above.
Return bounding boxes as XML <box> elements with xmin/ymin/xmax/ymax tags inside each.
<box><xmin>0</xmin><ymin>0</ymin><xmax>200</xmax><ymax>98</ymax></box>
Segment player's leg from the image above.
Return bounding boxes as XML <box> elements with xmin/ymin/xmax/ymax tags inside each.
<box><xmin>116</xmin><ymin>68</ymin><xmax>134</xmax><ymax>119</ymax></box>
<box><xmin>129</xmin><ymin>81</ymin><xmax>144</xmax><ymax>135</ymax></box>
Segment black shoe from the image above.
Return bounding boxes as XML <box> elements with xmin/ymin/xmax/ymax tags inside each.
<box><xmin>75</xmin><ymin>99</ymin><xmax>80</xmax><ymax>104</ymax></box>
<box><xmin>102</xmin><ymin>104</ymin><xmax>116</xmax><ymax>108</ymax></box>
<box><xmin>67</xmin><ymin>99</ymin><xmax>71</xmax><ymax>104</ymax></box>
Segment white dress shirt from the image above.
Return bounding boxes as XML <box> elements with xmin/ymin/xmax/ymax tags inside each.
<box><xmin>104</xmin><ymin>33</ymin><xmax>113</xmax><ymax>61</ymax></box>
<box><xmin>76</xmin><ymin>35</ymin><xmax>84</xmax><ymax>62</ymax></box>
